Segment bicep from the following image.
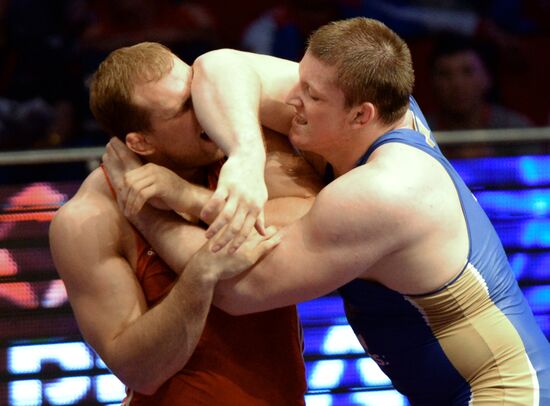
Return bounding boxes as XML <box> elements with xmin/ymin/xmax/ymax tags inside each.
<box><xmin>50</xmin><ymin>208</ymin><xmax>146</xmax><ymax>358</ymax></box>
<box><xmin>215</xmin><ymin>177</ymin><xmax>408</xmax><ymax>314</ymax></box>
<box><xmin>236</xmin><ymin>51</ymin><xmax>298</xmax><ymax>135</ymax></box>
<box><xmin>214</xmin><ymin>188</ymin><xmax>371</xmax><ymax>314</ymax></box>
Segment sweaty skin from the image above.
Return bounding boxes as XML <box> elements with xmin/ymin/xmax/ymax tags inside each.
<box><xmin>51</xmin><ymin>122</ymin><xmax>321</xmax><ymax>394</ymax></box>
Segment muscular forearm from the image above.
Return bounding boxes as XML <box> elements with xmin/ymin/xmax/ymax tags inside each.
<box><xmin>174</xmin><ymin>181</ymin><xmax>212</xmax><ymax>219</ymax></box>
<box><xmin>128</xmin><ymin>205</ymin><xmax>206</xmax><ymax>274</ymax></box>
<box><xmin>193</xmin><ymin>49</ymin><xmax>297</xmax><ymax>137</ymax></box>
<box><xmin>106</xmin><ymin>269</ymin><xmax>216</xmax><ymax>394</ymax></box>
<box><xmin>129</xmin><ymin>196</ymin><xmax>313</xmax><ymax>275</ymax></box>
<box><xmin>212</xmin><ymin>226</ymin><xmax>305</xmax><ymax>315</ymax></box>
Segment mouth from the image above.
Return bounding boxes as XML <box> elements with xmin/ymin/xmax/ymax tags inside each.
<box><xmin>294</xmin><ymin>114</ymin><xmax>307</xmax><ymax>125</ymax></box>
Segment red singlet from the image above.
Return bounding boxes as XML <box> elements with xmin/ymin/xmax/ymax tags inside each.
<box><xmin>102</xmin><ymin>164</ymin><xmax>307</xmax><ymax>405</ymax></box>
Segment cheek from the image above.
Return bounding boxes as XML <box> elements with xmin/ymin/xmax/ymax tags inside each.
<box><xmin>308</xmin><ymin>106</ymin><xmax>331</xmax><ymax>124</ymax></box>
<box><xmin>172</xmin><ymin>113</ymin><xmax>196</xmax><ymax>132</ymax></box>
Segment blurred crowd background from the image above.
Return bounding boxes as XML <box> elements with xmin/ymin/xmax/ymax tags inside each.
<box><xmin>0</xmin><ymin>0</ymin><xmax>549</xmax><ymax>152</ymax></box>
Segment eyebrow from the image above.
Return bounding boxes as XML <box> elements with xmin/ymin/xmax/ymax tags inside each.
<box><xmin>171</xmin><ymin>67</ymin><xmax>194</xmax><ymax>118</ymax></box>
<box><xmin>301</xmin><ymin>79</ymin><xmax>313</xmax><ymax>91</ymax></box>
<box><xmin>303</xmin><ymin>80</ymin><xmax>323</xmax><ymax>98</ymax></box>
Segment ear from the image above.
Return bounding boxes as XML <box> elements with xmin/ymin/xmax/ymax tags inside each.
<box><xmin>348</xmin><ymin>102</ymin><xmax>375</xmax><ymax>129</ymax></box>
<box><xmin>125</xmin><ymin>132</ymin><xmax>155</xmax><ymax>156</ymax></box>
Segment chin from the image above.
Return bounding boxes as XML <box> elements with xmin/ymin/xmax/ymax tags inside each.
<box><xmin>289</xmin><ymin>131</ymin><xmax>309</xmax><ymax>151</ymax></box>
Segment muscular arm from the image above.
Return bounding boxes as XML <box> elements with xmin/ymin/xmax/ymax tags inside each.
<box><xmin>214</xmin><ymin>165</ymin><xmax>424</xmax><ymax>315</ymax></box>
<box><xmin>192</xmin><ymin>49</ymin><xmax>297</xmax><ymax>147</ymax></box>
<box><xmin>126</xmin><ymin>130</ymin><xmax>321</xmax><ymax>275</ymax></box>
<box><xmin>192</xmin><ymin>50</ymin><xmax>329</xmax><ymax>173</ymax></box>
<box><xmin>49</xmin><ymin>185</ymin><xmax>219</xmax><ymax>394</ymax></box>
<box><xmin>111</xmin><ymin>129</ymin><xmax>319</xmax><ymax>220</ymax></box>
<box><xmin>191</xmin><ymin>49</ymin><xmax>299</xmax><ymax>244</ymax></box>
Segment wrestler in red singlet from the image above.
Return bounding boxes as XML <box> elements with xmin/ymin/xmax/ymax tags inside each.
<box><xmin>102</xmin><ymin>163</ymin><xmax>307</xmax><ymax>405</ymax></box>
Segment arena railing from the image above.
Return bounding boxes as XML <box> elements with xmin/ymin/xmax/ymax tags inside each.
<box><xmin>0</xmin><ymin>126</ymin><xmax>549</xmax><ymax>167</ymax></box>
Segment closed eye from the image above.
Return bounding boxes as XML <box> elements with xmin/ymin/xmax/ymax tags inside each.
<box><xmin>306</xmin><ymin>85</ymin><xmax>320</xmax><ymax>101</ymax></box>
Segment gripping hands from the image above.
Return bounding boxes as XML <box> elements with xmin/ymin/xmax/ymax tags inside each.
<box><xmin>201</xmin><ymin>155</ymin><xmax>268</xmax><ymax>253</ymax></box>
<box><xmin>103</xmin><ymin>137</ymin><xmax>269</xmax><ymax>253</ymax></box>
<box><xmin>102</xmin><ymin>138</ymin><xmax>193</xmax><ymax>218</ymax></box>
<box><xmin>187</xmin><ymin>224</ymin><xmax>280</xmax><ymax>281</ymax></box>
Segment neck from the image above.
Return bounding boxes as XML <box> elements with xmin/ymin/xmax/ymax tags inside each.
<box><xmin>147</xmin><ymin>156</ymin><xmax>209</xmax><ymax>186</ymax></box>
<box><xmin>329</xmin><ymin>111</ymin><xmax>411</xmax><ymax>177</ymax></box>
<box><xmin>176</xmin><ymin>167</ymin><xmax>208</xmax><ymax>186</ymax></box>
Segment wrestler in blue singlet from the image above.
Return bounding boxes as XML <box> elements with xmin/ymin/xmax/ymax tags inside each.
<box><xmin>330</xmin><ymin>97</ymin><xmax>550</xmax><ymax>405</ymax></box>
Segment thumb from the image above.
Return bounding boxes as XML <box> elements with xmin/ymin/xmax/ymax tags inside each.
<box><xmin>200</xmin><ymin>187</ymin><xmax>228</xmax><ymax>224</ymax></box>
<box><xmin>259</xmin><ymin>229</ymin><xmax>282</xmax><ymax>253</ymax></box>
<box><xmin>263</xmin><ymin>225</ymin><xmax>278</xmax><ymax>238</ymax></box>
<box><xmin>254</xmin><ymin>210</ymin><xmax>267</xmax><ymax>236</ymax></box>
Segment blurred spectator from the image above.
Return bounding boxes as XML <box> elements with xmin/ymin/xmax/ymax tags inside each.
<box><xmin>341</xmin><ymin>0</ymin><xmax>536</xmax><ymax>41</ymax></box>
<box><xmin>80</xmin><ymin>0</ymin><xmax>218</xmax><ymax>64</ymax></box>
<box><xmin>0</xmin><ymin>0</ymin><xmax>90</xmax><ymax>150</ymax></box>
<box><xmin>425</xmin><ymin>34</ymin><xmax>538</xmax><ymax>158</ymax></box>
<box><xmin>0</xmin><ymin>98</ymin><xmax>54</xmax><ymax>150</ymax></box>
<box><xmin>241</xmin><ymin>0</ymin><xmax>342</xmax><ymax>61</ymax></box>
<box><xmin>0</xmin><ymin>0</ymin><xmax>86</xmax><ymax>100</ymax></box>
<box><xmin>0</xmin><ymin>97</ymin><xmax>81</xmax><ymax>151</ymax></box>
<box><xmin>75</xmin><ymin>0</ymin><xmax>220</xmax><ymax>146</ymax></box>
<box><xmin>517</xmin><ymin>0</ymin><xmax>550</xmax><ymax>34</ymax></box>
<box><xmin>427</xmin><ymin>34</ymin><xmax>532</xmax><ymax>131</ymax></box>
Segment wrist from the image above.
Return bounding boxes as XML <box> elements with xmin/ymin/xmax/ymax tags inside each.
<box><xmin>182</xmin><ymin>263</ymin><xmax>220</xmax><ymax>288</ymax></box>
<box><xmin>227</xmin><ymin>152</ymin><xmax>266</xmax><ymax>172</ymax></box>
<box><xmin>227</xmin><ymin>130</ymin><xmax>266</xmax><ymax>164</ymax></box>
<box><xmin>175</xmin><ymin>180</ymin><xmax>193</xmax><ymax>213</ymax></box>
<box><xmin>180</xmin><ymin>183</ymin><xmax>212</xmax><ymax>219</ymax></box>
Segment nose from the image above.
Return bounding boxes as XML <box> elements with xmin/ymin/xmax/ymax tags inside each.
<box><xmin>285</xmin><ymin>83</ymin><xmax>302</xmax><ymax>108</ymax></box>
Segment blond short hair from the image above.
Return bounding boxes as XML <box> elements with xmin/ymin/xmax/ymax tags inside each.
<box><xmin>89</xmin><ymin>42</ymin><xmax>174</xmax><ymax>140</ymax></box>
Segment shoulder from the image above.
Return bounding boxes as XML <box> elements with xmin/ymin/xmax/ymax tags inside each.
<box><xmin>289</xmin><ymin>159</ymin><xmax>425</xmax><ymax>277</ymax></box>
<box><xmin>264</xmin><ymin>129</ymin><xmax>319</xmax><ymax>175</ymax></box>
<box><xmin>52</xmin><ymin>169</ymin><xmax>116</xmax><ymax>226</ymax></box>
<box><xmin>50</xmin><ymin>169</ymin><xmax>124</xmax><ymax>260</ymax></box>
<box><xmin>313</xmin><ymin>146</ymin><xmax>439</xmax><ymax>239</ymax></box>
<box><xmin>321</xmin><ymin>152</ymin><xmax>411</xmax><ymax>208</ymax></box>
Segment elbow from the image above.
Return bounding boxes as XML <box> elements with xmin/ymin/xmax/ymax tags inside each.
<box><xmin>218</xmin><ymin>306</ymin><xmax>246</xmax><ymax>316</ymax></box>
<box><xmin>213</xmin><ymin>288</ymin><xmax>252</xmax><ymax>316</ymax></box>
<box><xmin>138</xmin><ymin>382</ymin><xmax>163</xmax><ymax>396</ymax></box>
<box><xmin>109</xmin><ymin>361</ymin><xmax>166</xmax><ymax>396</ymax></box>
<box><xmin>194</xmin><ymin>49</ymin><xmax>239</xmax><ymax>74</ymax></box>
<box><xmin>130</xmin><ymin>381</ymin><xmax>159</xmax><ymax>396</ymax></box>
<box><xmin>116</xmin><ymin>370</ymin><xmax>164</xmax><ymax>396</ymax></box>
<box><xmin>214</xmin><ymin>276</ymin><xmax>277</xmax><ymax>315</ymax></box>
<box><xmin>221</xmin><ymin>304</ymin><xmax>249</xmax><ymax>317</ymax></box>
